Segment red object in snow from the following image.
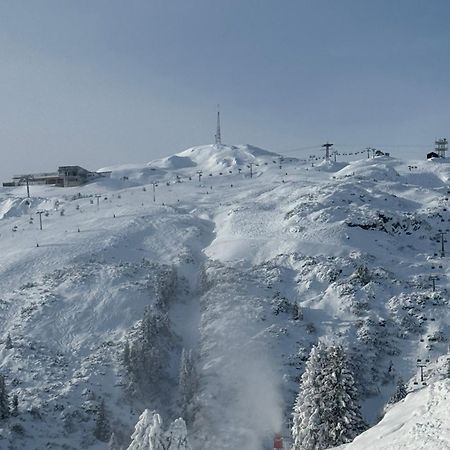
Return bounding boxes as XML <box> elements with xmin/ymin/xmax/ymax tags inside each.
<box><xmin>274</xmin><ymin>433</ymin><xmax>283</xmax><ymax>449</ymax></box>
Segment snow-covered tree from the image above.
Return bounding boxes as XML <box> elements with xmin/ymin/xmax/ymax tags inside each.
<box><xmin>178</xmin><ymin>349</ymin><xmax>198</xmax><ymax>423</ymax></box>
<box><xmin>323</xmin><ymin>345</ymin><xmax>367</xmax><ymax>444</ymax></box>
<box><xmin>446</xmin><ymin>359</ymin><xmax>450</xmax><ymax>379</ymax></box>
<box><xmin>127</xmin><ymin>410</ymin><xmax>165</xmax><ymax>450</ymax></box>
<box><xmin>94</xmin><ymin>399</ymin><xmax>111</xmax><ymax>442</ymax></box>
<box><xmin>0</xmin><ymin>375</ymin><xmax>10</xmax><ymax>420</ymax></box>
<box><xmin>108</xmin><ymin>431</ymin><xmax>123</xmax><ymax>450</ymax></box>
<box><xmin>165</xmin><ymin>418</ymin><xmax>191</xmax><ymax>450</ymax></box>
<box><xmin>154</xmin><ymin>266</ymin><xmax>178</xmax><ymax>311</ymax></box>
<box><xmin>127</xmin><ymin>306</ymin><xmax>173</xmax><ymax>393</ymax></box>
<box><xmin>291</xmin><ymin>343</ymin><xmax>366</xmax><ymax>450</ymax></box>
<box><xmin>389</xmin><ymin>377</ymin><xmax>407</xmax><ymax>404</ymax></box>
<box><xmin>123</xmin><ymin>340</ymin><xmax>131</xmax><ymax>368</ymax></box>
<box><xmin>127</xmin><ymin>410</ymin><xmax>191</xmax><ymax>450</ymax></box>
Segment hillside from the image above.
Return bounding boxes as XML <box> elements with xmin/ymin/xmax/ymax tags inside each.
<box><xmin>0</xmin><ymin>143</ymin><xmax>450</xmax><ymax>449</ymax></box>
<box><xmin>336</xmin><ymin>378</ymin><xmax>450</xmax><ymax>450</ymax></box>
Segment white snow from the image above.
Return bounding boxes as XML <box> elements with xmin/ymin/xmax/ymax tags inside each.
<box><xmin>0</xmin><ymin>144</ymin><xmax>450</xmax><ymax>449</ymax></box>
<box><xmin>335</xmin><ymin>379</ymin><xmax>450</xmax><ymax>450</ymax></box>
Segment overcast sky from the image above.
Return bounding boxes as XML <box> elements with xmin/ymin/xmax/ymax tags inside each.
<box><xmin>0</xmin><ymin>0</ymin><xmax>449</xmax><ymax>179</ymax></box>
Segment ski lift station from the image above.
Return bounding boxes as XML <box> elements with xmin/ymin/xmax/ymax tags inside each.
<box><xmin>3</xmin><ymin>165</ymin><xmax>111</xmax><ymax>188</ymax></box>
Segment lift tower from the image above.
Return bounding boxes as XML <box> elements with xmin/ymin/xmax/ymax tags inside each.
<box><xmin>322</xmin><ymin>142</ymin><xmax>334</xmax><ymax>161</ymax></box>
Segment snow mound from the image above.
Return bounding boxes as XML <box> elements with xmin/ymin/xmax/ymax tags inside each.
<box><xmin>0</xmin><ymin>197</ymin><xmax>45</xmax><ymax>219</ymax></box>
<box><xmin>149</xmin><ymin>144</ymin><xmax>283</xmax><ymax>173</ymax></box>
<box><xmin>336</xmin><ymin>380</ymin><xmax>450</xmax><ymax>450</ymax></box>
<box><xmin>315</xmin><ymin>159</ymin><xmax>349</xmax><ymax>173</ymax></box>
<box><xmin>96</xmin><ymin>163</ymin><xmax>167</xmax><ymax>188</ymax></box>
<box><xmin>335</xmin><ymin>158</ymin><xmax>400</xmax><ymax>182</ymax></box>
<box><xmin>154</xmin><ymin>155</ymin><xmax>197</xmax><ymax>170</ymax></box>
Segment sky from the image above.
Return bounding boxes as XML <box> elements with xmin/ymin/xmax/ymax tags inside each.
<box><xmin>0</xmin><ymin>0</ymin><xmax>449</xmax><ymax>179</ymax></box>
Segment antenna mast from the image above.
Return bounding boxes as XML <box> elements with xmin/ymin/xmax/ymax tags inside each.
<box><xmin>435</xmin><ymin>138</ymin><xmax>448</xmax><ymax>158</ymax></box>
<box><xmin>215</xmin><ymin>105</ymin><xmax>222</xmax><ymax>147</ymax></box>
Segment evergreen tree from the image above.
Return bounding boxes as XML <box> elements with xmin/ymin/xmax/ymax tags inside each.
<box><xmin>165</xmin><ymin>418</ymin><xmax>192</xmax><ymax>450</ymax></box>
<box><xmin>94</xmin><ymin>399</ymin><xmax>111</xmax><ymax>442</ymax></box>
<box><xmin>127</xmin><ymin>409</ymin><xmax>165</xmax><ymax>450</ymax></box>
<box><xmin>291</xmin><ymin>343</ymin><xmax>366</xmax><ymax>450</ymax></box>
<box><xmin>389</xmin><ymin>377</ymin><xmax>408</xmax><ymax>404</ymax></box>
<box><xmin>178</xmin><ymin>349</ymin><xmax>198</xmax><ymax>424</ymax></box>
<box><xmin>127</xmin><ymin>306</ymin><xmax>173</xmax><ymax>392</ymax></box>
<box><xmin>322</xmin><ymin>345</ymin><xmax>367</xmax><ymax>445</ymax></box>
<box><xmin>11</xmin><ymin>394</ymin><xmax>18</xmax><ymax>417</ymax></box>
<box><xmin>108</xmin><ymin>431</ymin><xmax>123</xmax><ymax>450</ymax></box>
<box><xmin>5</xmin><ymin>334</ymin><xmax>12</xmax><ymax>350</ymax></box>
<box><xmin>446</xmin><ymin>359</ymin><xmax>450</xmax><ymax>379</ymax></box>
<box><xmin>0</xmin><ymin>374</ymin><xmax>10</xmax><ymax>420</ymax></box>
<box><xmin>123</xmin><ymin>340</ymin><xmax>131</xmax><ymax>368</ymax></box>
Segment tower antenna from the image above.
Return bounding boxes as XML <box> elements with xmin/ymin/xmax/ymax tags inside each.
<box><xmin>215</xmin><ymin>105</ymin><xmax>222</xmax><ymax>147</ymax></box>
<box><xmin>435</xmin><ymin>138</ymin><xmax>448</xmax><ymax>158</ymax></box>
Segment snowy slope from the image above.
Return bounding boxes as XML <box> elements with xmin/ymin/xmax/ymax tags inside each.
<box><xmin>1</xmin><ymin>144</ymin><xmax>450</xmax><ymax>449</ymax></box>
<box><xmin>336</xmin><ymin>379</ymin><xmax>450</xmax><ymax>450</ymax></box>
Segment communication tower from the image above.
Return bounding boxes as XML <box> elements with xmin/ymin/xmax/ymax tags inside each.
<box><xmin>435</xmin><ymin>138</ymin><xmax>448</xmax><ymax>158</ymax></box>
<box><xmin>215</xmin><ymin>105</ymin><xmax>222</xmax><ymax>147</ymax></box>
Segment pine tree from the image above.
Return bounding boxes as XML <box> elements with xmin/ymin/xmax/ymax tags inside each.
<box><xmin>291</xmin><ymin>343</ymin><xmax>366</xmax><ymax>450</ymax></box>
<box><xmin>0</xmin><ymin>375</ymin><xmax>10</xmax><ymax>420</ymax></box>
<box><xmin>123</xmin><ymin>340</ymin><xmax>131</xmax><ymax>368</ymax></box>
<box><xmin>446</xmin><ymin>359</ymin><xmax>450</xmax><ymax>379</ymax></box>
<box><xmin>127</xmin><ymin>306</ymin><xmax>173</xmax><ymax>392</ymax></box>
<box><xmin>178</xmin><ymin>349</ymin><xmax>198</xmax><ymax>424</ymax></box>
<box><xmin>108</xmin><ymin>431</ymin><xmax>123</xmax><ymax>450</ymax></box>
<box><xmin>94</xmin><ymin>399</ymin><xmax>111</xmax><ymax>442</ymax></box>
<box><xmin>11</xmin><ymin>395</ymin><xmax>18</xmax><ymax>417</ymax></box>
<box><xmin>5</xmin><ymin>334</ymin><xmax>12</xmax><ymax>350</ymax></box>
<box><xmin>389</xmin><ymin>377</ymin><xmax>407</xmax><ymax>404</ymax></box>
<box><xmin>322</xmin><ymin>345</ymin><xmax>367</xmax><ymax>445</ymax></box>
<box><xmin>127</xmin><ymin>409</ymin><xmax>166</xmax><ymax>450</ymax></box>
<box><xmin>126</xmin><ymin>410</ymin><xmax>192</xmax><ymax>450</ymax></box>
<box><xmin>165</xmin><ymin>418</ymin><xmax>192</xmax><ymax>450</ymax></box>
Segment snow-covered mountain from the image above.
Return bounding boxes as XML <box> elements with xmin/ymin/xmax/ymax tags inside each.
<box><xmin>0</xmin><ymin>143</ymin><xmax>449</xmax><ymax>449</ymax></box>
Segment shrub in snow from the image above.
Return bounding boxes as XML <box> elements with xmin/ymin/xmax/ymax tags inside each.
<box><xmin>154</xmin><ymin>265</ymin><xmax>178</xmax><ymax>311</ymax></box>
<box><xmin>353</xmin><ymin>265</ymin><xmax>371</xmax><ymax>286</ymax></box>
<box><xmin>291</xmin><ymin>342</ymin><xmax>366</xmax><ymax>450</ymax></box>
<box><xmin>389</xmin><ymin>377</ymin><xmax>407</xmax><ymax>404</ymax></box>
<box><xmin>292</xmin><ymin>303</ymin><xmax>303</xmax><ymax>321</ymax></box>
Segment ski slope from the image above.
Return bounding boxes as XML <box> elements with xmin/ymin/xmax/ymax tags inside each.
<box><xmin>0</xmin><ymin>143</ymin><xmax>450</xmax><ymax>449</ymax></box>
